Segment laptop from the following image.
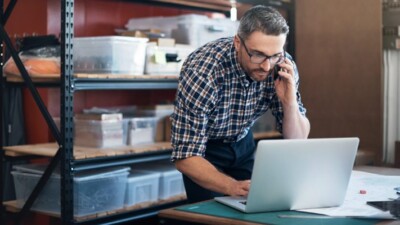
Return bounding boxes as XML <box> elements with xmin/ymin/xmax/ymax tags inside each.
<box><xmin>215</xmin><ymin>137</ymin><xmax>359</xmax><ymax>213</ymax></box>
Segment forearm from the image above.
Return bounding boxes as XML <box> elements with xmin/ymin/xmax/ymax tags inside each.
<box><xmin>175</xmin><ymin>156</ymin><xmax>248</xmax><ymax>196</ymax></box>
<box><xmin>282</xmin><ymin>103</ymin><xmax>310</xmax><ymax>139</ymax></box>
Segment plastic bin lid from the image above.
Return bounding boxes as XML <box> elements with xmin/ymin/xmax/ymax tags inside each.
<box><xmin>13</xmin><ymin>164</ymin><xmax>130</xmax><ymax>180</ymax></box>
<box><xmin>132</xmin><ymin>162</ymin><xmax>180</xmax><ymax>175</ymax></box>
<box><xmin>74</xmin><ymin>36</ymin><xmax>148</xmax><ymax>43</ymax></box>
<box><xmin>13</xmin><ymin>164</ymin><xmax>52</xmax><ymax>175</ymax></box>
<box><xmin>128</xmin><ymin>170</ymin><xmax>161</xmax><ymax>179</ymax></box>
<box><xmin>76</xmin><ymin>166</ymin><xmax>130</xmax><ymax>180</ymax></box>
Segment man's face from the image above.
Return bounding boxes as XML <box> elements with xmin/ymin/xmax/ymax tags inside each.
<box><xmin>234</xmin><ymin>31</ymin><xmax>287</xmax><ymax>82</ymax></box>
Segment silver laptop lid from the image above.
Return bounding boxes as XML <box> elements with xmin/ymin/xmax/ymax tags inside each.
<box><xmin>245</xmin><ymin>137</ymin><xmax>359</xmax><ymax>213</ymax></box>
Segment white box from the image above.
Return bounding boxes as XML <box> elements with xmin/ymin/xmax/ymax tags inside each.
<box><xmin>75</xmin><ymin>129</ymin><xmax>124</xmax><ymax>148</ymax></box>
<box><xmin>125</xmin><ymin>171</ymin><xmax>160</xmax><ymax>207</ymax></box>
<box><xmin>74</xmin><ymin>36</ymin><xmax>148</xmax><ymax>75</ymax></box>
<box><xmin>75</xmin><ymin>119</ymin><xmax>123</xmax><ymax>132</ymax></box>
<box><xmin>12</xmin><ymin>165</ymin><xmax>130</xmax><ymax>217</ymax></box>
<box><xmin>134</xmin><ymin>162</ymin><xmax>185</xmax><ymax>200</ymax></box>
<box><xmin>135</xmin><ymin>105</ymin><xmax>174</xmax><ymax>142</ymax></box>
<box><xmin>127</xmin><ymin>117</ymin><xmax>157</xmax><ymax>146</ymax></box>
<box><xmin>74</xmin><ymin>119</ymin><xmax>124</xmax><ymax>148</ymax></box>
<box><xmin>172</xmin><ymin>17</ymin><xmax>239</xmax><ymax>48</ymax></box>
<box><xmin>145</xmin><ymin>43</ymin><xmax>194</xmax><ymax>75</ymax></box>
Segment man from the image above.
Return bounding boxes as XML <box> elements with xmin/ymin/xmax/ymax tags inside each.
<box><xmin>171</xmin><ymin>5</ymin><xmax>310</xmax><ymax>203</ymax></box>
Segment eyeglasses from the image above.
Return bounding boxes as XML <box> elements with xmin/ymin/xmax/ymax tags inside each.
<box><xmin>238</xmin><ymin>36</ymin><xmax>285</xmax><ymax>65</ymax></box>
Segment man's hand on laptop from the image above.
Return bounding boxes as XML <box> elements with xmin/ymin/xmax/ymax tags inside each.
<box><xmin>227</xmin><ymin>179</ymin><xmax>251</xmax><ymax>196</ymax></box>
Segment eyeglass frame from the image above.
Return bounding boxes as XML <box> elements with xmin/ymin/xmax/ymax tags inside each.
<box><xmin>238</xmin><ymin>35</ymin><xmax>285</xmax><ymax>65</ymax></box>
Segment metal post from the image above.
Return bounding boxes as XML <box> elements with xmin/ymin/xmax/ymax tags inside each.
<box><xmin>3</xmin><ymin>0</ymin><xmax>17</xmax><ymax>24</ymax></box>
<box><xmin>0</xmin><ymin>0</ymin><xmax>5</xmax><ymax>220</ymax></box>
<box><xmin>60</xmin><ymin>0</ymin><xmax>75</xmax><ymax>223</ymax></box>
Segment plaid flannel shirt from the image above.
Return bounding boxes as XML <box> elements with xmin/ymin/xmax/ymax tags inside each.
<box><xmin>171</xmin><ymin>37</ymin><xmax>306</xmax><ymax>161</ymax></box>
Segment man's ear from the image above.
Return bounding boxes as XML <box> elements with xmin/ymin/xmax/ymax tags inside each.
<box><xmin>233</xmin><ymin>35</ymin><xmax>241</xmax><ymax>51</ymax></box>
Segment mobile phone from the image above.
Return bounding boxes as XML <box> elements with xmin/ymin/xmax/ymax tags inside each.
<box><xmin>273</xmin><ymin>53</ymin><xmax>286</xmax><ymax>81</ymax></box>
<box><xmin>273</xmin><ymin>65</ymin><xmax>281</xmax><ymax>81</ymax></box>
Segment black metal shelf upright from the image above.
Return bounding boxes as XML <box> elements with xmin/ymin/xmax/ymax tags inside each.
<box><xmin>0</xmin><ymin>0</ymin><xmax>4</xmax><ymax>221</ymax></box>
<box><xmin>60</xmin><ymin>0</ymin><xmax>75</xmax><ymax>223</ymax></box>
<box><xmin>0</xmin><ymin>0</ymin><xmax>295</xmax><ymax>224</ymax></box>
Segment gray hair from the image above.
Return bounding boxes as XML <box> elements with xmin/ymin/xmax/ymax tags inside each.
<box><xmin>237</xmin><ymin>5</ymin><xmax>289</xmax><ymax>40</ymax></box>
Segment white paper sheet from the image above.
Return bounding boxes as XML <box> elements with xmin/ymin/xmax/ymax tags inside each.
<box><xmin>297</xmin><ymin>170</ymin><xmax>400</xmax><ymax>219</ymax></box>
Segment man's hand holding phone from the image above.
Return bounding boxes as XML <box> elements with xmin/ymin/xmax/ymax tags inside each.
<box><xmin>273</xmin><ymin>58</ymin><xmax>297</xmax><ymax>106</ymax></box>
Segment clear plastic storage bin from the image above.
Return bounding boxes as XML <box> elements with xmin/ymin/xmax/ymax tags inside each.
<box><xmin>133</xmin><ymin>162</ymin><xmax>185</xmax><ymax>200</ymax></box>
<box><xmin>145</xmin><ymin>43</ymin><xmax>194</xmax><ymax>75</ymax></box>
<box><xmin>172</xmin><ymin>16</ymin><xmax>239</xmax><ymax>48</ymax></box>
<box><xmin>74</xmin><ymin>119</ymin><xmax>124</xmax><ymax>148</ymax></box>
<box><xmin>75</xmin><ymin>129</ymin><xmax>124</xmax><ymax>148</ymax></box>
<box><xmin>125</xmin><ymin>171</ymin><xmax>160</xmax><ymax>207</ymax></box>
<box><xmin>126</xmin><ymin>117</ymin><xmax>157</xmax><ymax>146</ymax></box>
<box><xmin>12</xmin><ymin>165</ymin><xmax>130</xmax><ymax>217</ymax></box>
<box><xmin>125</xmin><ymin>16</ymin><xmax>181</xmax><ymax>38</ymax></box>
<box><xmin>134</xmin><ymin>106</ymin><xmax>174</xmax><ymax>142</ymax></box>
<box><xmin>74</xmin><ymin>36</ymin><xmax>148</xmax><ymax>74</ymax></box>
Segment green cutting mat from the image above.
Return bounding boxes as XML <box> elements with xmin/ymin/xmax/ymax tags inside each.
<box><xmin>176</xmin><ymin>200</ymin><xmax>382</xmax><ymax>225</ymax></box>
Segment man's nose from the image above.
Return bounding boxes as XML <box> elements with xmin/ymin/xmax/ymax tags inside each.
<box><xmin>259</xmin><ymin>59</ymin><xmax>271</xmax><ymax>72</ymax></box>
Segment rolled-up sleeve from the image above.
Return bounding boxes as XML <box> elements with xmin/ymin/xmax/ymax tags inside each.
<box><xmin>171</xmin><ymin>68</ymin><xmax>217</xmax><ymax>161</ymax></box>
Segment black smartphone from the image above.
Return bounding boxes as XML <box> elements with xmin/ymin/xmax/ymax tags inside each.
<box><xmin>273</xmin><ymin>53</ymin><xmax>286</xmax><ymax>81</ymax></box>
<box><xmin>273</xmin><ymin>65</ymin><xmax>281</xmax><ymax>81</ymax></box>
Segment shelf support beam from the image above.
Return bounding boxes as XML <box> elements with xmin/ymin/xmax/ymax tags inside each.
<box><xmin>60</xmin><ymin>0</ymin><xmax>75</xmax><ymax>223</ymax></box>
<box><xmin>0</xmin><ymin>0</ymin><xmax>5</xmax><ymax>222</ymax></box>
<box><xmin>3</xmin><ymin>0</ymin><xmax>17</xmax><ymax>24</ymax></box>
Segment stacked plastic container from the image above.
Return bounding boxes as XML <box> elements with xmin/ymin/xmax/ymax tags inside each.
<box><xmin>132</xmin><ymin>161</ymin><xmax>185</xmax><ymax>200</ymax></box>
<box><xmin>145</xmin><ymin>42</ymin><xmax>195</xmax><ymax>75</ymax></box>
<box><xmin>74</xmin><ymin>113</ymin><xmax>124</xmax><ymax>148</ymax></box>
<box><xmin>125</xmin><ymin>16</ymin><xmax>182</xmax><ymax>38</ymax></box>
<box><xmin>125</xmin><ymin>14</ymin><xmax>239</xmax><ymax>48</ymax></box>
<box><xmin>124</xmin><ymin>171</ymin><xmax>160</xmax><ymax>207</ymax></box>
<box><xmin>126</xmin><ymin>117</ymin><xmax>157</xmax><ymax>146</ymax></box>
<box><xmin>73</xmin><ymin>36</ymin><xmax>148</xmax><ymax>75</ymax></box>
<box><xmin>121</xmin><ymin>104</ymin><xmax>174</xmax><ymax>146</ymax></box>
<box><xmin>11</xmin><ymin>164</ymin><xmax>130</xmax><ymax>217</ymax></box>
<box><xmin>172</xmin><ymin>14</ymin><xmax>239</xmax><ymax>48</ymax></box>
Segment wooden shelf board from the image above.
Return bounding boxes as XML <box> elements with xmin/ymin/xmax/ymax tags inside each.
<box><xmin>74</xmin><ymin>73</ymin><xmax>178</xmax><ymax>80</ymax></box>
<box><xmin>5</xmin><ymin>73</ymin><xmax>179</xmax><ymax>82</ymax></box>
<box><xmin>5</xmin><ymin>74</ymin><xmax>59</xmax><ymax>83</ymax></box>
<box><xmin>3</xmin><ymin>194</ymin><xmax>186</xmax><ymax>221</ymax></box>
<box><xmin>4</xmin><ymin>132</ymin><xmax>281</xmax><ymax>159</ymax></box>
<box><xmin>4</xmin><ymin>142</ymin><xmax>172</xmax><ymax>160</ymax></box>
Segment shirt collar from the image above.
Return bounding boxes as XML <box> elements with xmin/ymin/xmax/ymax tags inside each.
<box><xmin>229</xmin><ymin>39</ymin><xmax>255</xmax><ymax>86</ymax></box>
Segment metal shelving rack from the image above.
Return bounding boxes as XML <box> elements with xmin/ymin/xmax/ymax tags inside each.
<box><xmin>0</xmin><ymin>0</ymin><xmax>294</xmax><ymax>224</ymax></box>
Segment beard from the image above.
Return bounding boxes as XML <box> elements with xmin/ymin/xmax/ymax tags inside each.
<box><xmin>248</xmin><ymin>68</ymin><xmax>271</xmax><ymax>82</ymax></box>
